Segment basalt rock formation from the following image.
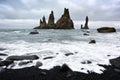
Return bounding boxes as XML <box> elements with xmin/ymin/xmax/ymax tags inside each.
<box><xmin>56</xmin><ymin>8</ymin><xmax>74</xmax><ymax>29</ymax></box>
<box><xmin>34</xmin><ymin>8</ymin><xmax>74</xmax><ymax>29</ymax></box>
<box><xmin>97</xmin><ymin>27</ymin><xmax>116</xmax><ymax>33</ymax></box>
<box><xmin>47</xmin><ymin>11</ymin><xmax>56</xmax><ymax>29</ymax></box>
<box><xmin>81</xmin><ymin>16</ymin><xmax>89</xmax><ymax>29</ymax></box>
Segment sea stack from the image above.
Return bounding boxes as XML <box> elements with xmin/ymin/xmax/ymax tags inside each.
<box><xmin>34</xmin><ymin>8</ymin><xmax>74</xmax><ymax>29</ymax></box>
<box><xmin>56</xmin><ymin>8</ymin><xmax>74</xmax><ymax>29</ymax></box>
<box><xmin>82</xmin><ymin>16</ymin><xmax>89</xmax><ymax>29</ymax></box>
<box><xmin>48</xmin><ymin>11</ymin><xmax>56</xmax><ymax>29</ymax></box>
<box><xmin>41</xmin><ymin>16</ymin><xmax>47</xmax><ymax>29</ymax></box>
<box><xmin>34</xmin><ymin>16</ymin><xmax>47</xmax><ymax>29</ymax></box>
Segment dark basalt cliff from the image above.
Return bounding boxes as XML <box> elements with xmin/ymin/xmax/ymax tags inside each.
<box><xmin>34</xmin><ymin>8</ymin><xmax>74</xmax><ymax>29</ymax></box>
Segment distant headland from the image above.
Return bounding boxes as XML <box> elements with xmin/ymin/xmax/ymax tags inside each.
<box><xmin>34</xmin><ymin>8</ymin><xmax>74</xmax><ymax>29</ymax></box>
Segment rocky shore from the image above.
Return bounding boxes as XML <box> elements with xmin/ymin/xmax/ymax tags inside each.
<box><xmin>0</xmin><ymin>56</ymin><xmax>120</xmax><ymax>80</ymax></box>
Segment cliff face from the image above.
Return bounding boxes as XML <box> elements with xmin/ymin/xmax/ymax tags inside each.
<box><xmin>56</xmin><ymin>8</ymin><xmax>74</xmax><ymax>29</ymax></box>
<box><xmin>34</xmin><ymin>8</ymin><xmax>74</xmax><ymax>29</ymax></box>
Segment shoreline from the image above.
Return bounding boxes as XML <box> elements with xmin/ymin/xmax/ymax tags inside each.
<box><xmin>0</xmin><ymin>63</ymin><xmax>120</xmax><ymax>80</ymax></box>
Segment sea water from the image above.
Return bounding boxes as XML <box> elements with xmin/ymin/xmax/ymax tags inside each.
<box><xmin>0</xmin><ymin>29</ymin><xmax>120</xmax><ymax>73</ymax></box>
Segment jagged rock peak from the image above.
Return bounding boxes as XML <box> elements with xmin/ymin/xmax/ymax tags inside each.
<box><xmin>56</xmin><ymin>8</ymin><xmax>74</xmax><ymax>29</ymax></box>
<box><xmin>42</xmin><ymin>16</ymin><xmax>46</xmax><ymax>23</ymax></box>
<box><xmin>62</xmin><ymin>8</ymin><xmax>70</xmax><ymax>18</ymax></box>
<box><xmin>48</xmin><ymin>11</ymin><xmax>55</xmax><ymax>25</ymax></box>
<box><xmin>83</xmin><ymin>16</ymin><xmax>89</xmax><ymax>29</ymax></box>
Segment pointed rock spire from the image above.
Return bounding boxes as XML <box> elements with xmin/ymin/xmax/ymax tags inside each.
<box><xmin>63</xmin><ymin>8</ymin><xmax>70</xmax><ymax>18</ymax></box>
<box><xmin>56</xmin><ymin>8</ymin><xmax>74</xmax><ymax>29</ymax></box>
<box><xmin>83</xmin><ymin>16</ymin><xmax>89</xmax><ymax>29</ymax></box>
<box><xmin>48</xmin><ymin>11</ymin><xmax>56</xmax><ymax>28</ymax></box>
<box><xmin>40</xmin><ymin>16</ymin><xmax>47</xmax><ymax>28</ymax></box>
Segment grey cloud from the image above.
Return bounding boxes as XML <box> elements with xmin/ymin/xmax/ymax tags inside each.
<box><xmin>0</xmin><ymin>0</ymin><xmax>120</xmax><ymax>21</ymax></box>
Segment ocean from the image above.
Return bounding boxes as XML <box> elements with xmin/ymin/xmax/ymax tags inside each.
<box><xmin>0</xmin><ymin>29</ymin><xmax>120</xmax><ymax>73</ymax></box>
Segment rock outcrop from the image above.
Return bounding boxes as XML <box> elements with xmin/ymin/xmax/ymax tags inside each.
<box><xmin>34</xmin><ymin>16</ymin><xmax>47</xmax><ymax>29</ymax></box>
<box><xmin>97</xmin><ymin>27</ymin><xmax>116</xmax><ymax>33</ymax></box>
<box><xmin>82</xmin><ymin>16</ymin><xmax>89</xmax><ymax>29</ymax></box>
<box><xmin>48</xmin><ymin>11</ymin><xmax>56</xmax><ymax>29</ymax></box>
<box><xmin>110</xmin><ymin>56</ymin><xmax>120</xmax><ymax>69</ymax></box>
<box><xmin>56</xmin><ymin>8</ymin><xmax>74</xmax><ymax>29</ymax></box>
<box><xmin>89</xmin><ymin>40</ymin><xmax>96</xmax><ymax>44</ymax></box>
<box><xmin>6</xmin><ymin>55</ymin><xmax>39</xmax><ymax>61</ymax></box>
<box><xmin>34</xmin><ymin>8</ymin><xmax>74</xmax><ymax>29</ymax></box>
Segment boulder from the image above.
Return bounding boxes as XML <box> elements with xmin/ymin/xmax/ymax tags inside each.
<box><xmin>83</xmin><ymin>33</ymin><xmax>89</xmax><ymax>36</ymax></box>
<box><xmin>18</xmin><ymin>61</ymin><xmax>33</xmax><ymax>66</ymax></box>
<box><xmin>0</xmin><ymin>60</ymin><xmax>13</xmax><ymax>67</ymax></box>
<box><xmin>29</xmin><ymin>32</ymin><xmax>39</xmax><ymax>34</ymax></box>
<box><xmin>89</xmin><ymin>40</ymin><xmax>96</xmax><ymax>44</ymax></box>
<box><xmin>43</xmin><ymin>56</ymin><xmax>54</xmax><ymax>60</ymax></box>
<box><xmin>97</xmin><ymin>27</ymin><xmax>116</xmax><ymax>33</ymax></box>
<box><xmin>0</xmin><ymin>53</ymin><xmax>8</xmax><ymax>56</ymax></box>
<box><xmin>81</xmin><ymin>60</ymin><xmax>92</xmax><ymax>64</ymax></box>
<box><xmin>6</xmin><ymin>55</ymin><xmax>39</xmax><ymax>61</ymax></box>
<box><xmin>60</xmin><ymin>64</ymin><xmax>72</xmax><ymax>72</ymax></box>
<box><xmin>65</xmin><ymin>53</ymin><xmax>74</xmax><ymax>56</ymax></box>
<box><xmin>110</xmin><ymin>57</ymin><xmax>120</xmax><ymax>69</ymax></box>
<box><xmin>35</xmin><ymin>61</ymin><xmax>43</xmax><ymax>68</ymax></box>
<box><xmin>56</xmin><ymin>8</ymin><xmax>74</xmax><ymax>29</ymax></box>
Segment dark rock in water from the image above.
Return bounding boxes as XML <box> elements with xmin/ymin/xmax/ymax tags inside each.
<box><xmin>83</xmin><ymin>33</ymin><xmax>89</xmax><ymax>36</ymax></box>
<box><xmin>29</xmin><ymin>31</ymin><xmax>39</xmax><ymax>34</ymax></box>
<box><xmin>18</xmin><ymin>61</ymin><xmax>33</xmax><ymax>66</ymax></box>
<box><xmin>110</xmin><ymin>57</ymin><xmax>120</xmax><ymax>69</ymax></box>
<box><xmin>82</xmin><ymin>16</ymin><xmax>89</xmax><ymax>29</ymax></box>
<box><xmin>81</xmin><ymin>24</ymin><xmax>83</xmax><ymax>29</ymax></box>
<box><xmin>0</xmin><ymin>58</ymin><xmax>2</xmax><ymax>61</ymax></box>
<box><xmin>0</xmin><ymin>48</ymin><xmax>6</xmax><ymax>51</ymax></box>
<box><xmin>81</xmin><ymin>60</ymin><xmax>92</xmax><ymax>64</ymax></box>
<box><xmin>107</xmin><ymin>55</ymin><xmax>111</xmax><ymax>57</ymax></box>
<box><xmin>60</xmin><ymin>64</ymin><xmax>72</xmax><ymax>72</ymax></box>
<box><xmin>0</xmin><ymin>53</ymin><xmax>8</xmax><ymax>56</ymax></box>
<box><xmin>35</xmin><ymin>61</ymin><xmax>43</xmax><ymax>68</ymax></box>
<box><xmin>43</xmin><ymin>56</ymin><xmax>54</xmax><ymax>60</ymax></box>
<box><xmin>65</xmin><ymin>53</ymin><xmax>74</xmax><ymax>56</ymax></box>
<box><xmin>29</xmin><ymin>30</ymin><xmax>39</xmax><ymax>34</ymax></box>
<box><xmin>6</xmin><ymin>55</ymin><xmax>39</xmax><ymax>61</ymax></box>
<box><xmin>97</xmin><ymin>27</ymin><xmax>116</xmax><ymax>33</ymax></box>
<box><xmin>89</xmin><ymin>40</ymin><xmax>96</xmax><ymax>44</ymax></box>
<box><xmin>0</xmin><ymin>60</ymin><xmax>13</xmax><ymax>67</ymax></box>
<box><xmin>56</xmin><ymin>8</ymin><xmax>74</xmax><ymax>29</ymax></box>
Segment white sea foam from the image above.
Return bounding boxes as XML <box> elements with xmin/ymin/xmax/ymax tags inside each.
<box><xmin>0</xmin><ymin>39</ymin><xmax>120</xmax><ymax>73</ymax></box>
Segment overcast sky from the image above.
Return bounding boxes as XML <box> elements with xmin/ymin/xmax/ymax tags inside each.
<box><xmin>0</xmin><ymin>0</ymin><xmax>120</xmax><ymax>29</ymax></box>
